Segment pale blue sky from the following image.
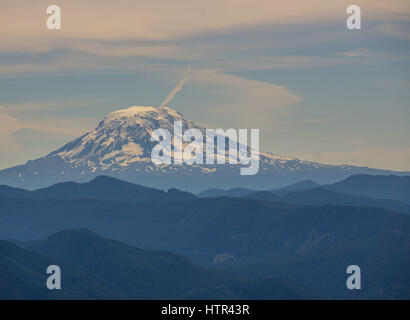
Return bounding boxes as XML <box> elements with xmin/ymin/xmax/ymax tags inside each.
<box><xmin>0</xmin><ymin>1</ymin><xmax>409</xmax><ymax>170</ymax></box>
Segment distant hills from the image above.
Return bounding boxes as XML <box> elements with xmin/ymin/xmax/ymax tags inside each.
<box><xmin>197</xmin><ymin>180</ymin><xmax>324</xmax><ymax>198</ymax></box>
<box><xmin>245</xmin><ymin>188</ymin><xmax>410</xmax><ymax>214</ymax></box>
<box><xmin>1</xmin><ymin>173</ymin><xmax>410</xmax><ymax>299</ymax></box>
<box><xmin>200</xmin><ymin>175</ymin><xmax>410</xmax><ymax>203</ymax></box>
<box><xmin>272</xmin><ymin>180</ymin><xmax>322</xmax><ymax>196</ymax></box>
<box><xmin>1</xmin><ymin>174</ymin><xmax>409</xmax><ymax>213</ymax></box>
<box><xmin>1</xmin><ymin>229</ymin><xmax>313</xmax><ymax>299</ymax></box>
<box><xmin>1</xmin><ymin>174</ymin><xmax>410</xmax><ymax>298</ymax></box>
<box><xmin>198</xmin><ymin>174</ymin><xmax>410</xmax><ymax>213</ymax></box>
<box><xmin>325</xmin><ymin>174</ymin><xmax>410</xmax><ymax>204</ymax></box>
<box><xmin>0</xmin><ymin>236</ymin><xmax>124</xmax><ymax>299</ymax></box>
<box><xmin>198</xmin><ymin>187</ymin><xmax>257</xmax><ymax>198</ymax></box>
<box><xmin>0</xmin><ymin>175</ymin><xmax>196</xmax><ymax>203</ymax></box>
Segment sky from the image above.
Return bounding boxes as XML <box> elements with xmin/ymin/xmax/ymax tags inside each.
<box><xmin>0</xmin><ymin>0</ymin><xmax>409</xmax><ymax>171</ymax></box>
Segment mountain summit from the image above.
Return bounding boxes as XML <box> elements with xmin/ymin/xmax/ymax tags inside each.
<box><xmin>48</xmin><ymin>106</ymin><xmax>199</xmax><ymax>171</ymax></box>
<box><xmin>0</xmin><ymin>105</ymin><xmax>408</xmax><ymax>191</ymax></box>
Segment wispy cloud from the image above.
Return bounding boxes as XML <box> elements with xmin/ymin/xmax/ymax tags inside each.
<box><xmin>337</xmin><ymin>49</ymin><xmax>376</xmax><ymax>58</ymax></box>
<box><xmin>161</xmin><ymin>66</ymin><xmax>191</xmax><ymax>107</ymax></box>
<box><xmin>377</xmin><ymin>23</ymin><xmax>410</xmax><ymax>40</ymax></box>
<box><xmin>1</xmin><ymin>0</ymin><xmax>409</xmax><ymax>54</ymax></box>
<box><xmin>0</xmin><ymin>110</ymin><xmax>21</xmax><ymax>151</ymax></box>
<box><xmin>188</xmin><ymin>69</ymin><xmax>302</xmax><ymax>128</ymax></box>
<box><xmin>0</xmin><ymin>103</ymin><xmax>98</xmax><ymax>168</ymax></box>
<box><xmin>299</xmin><ymin>119</ymin><xmax>328</xmax><ymax>124</ymax></box>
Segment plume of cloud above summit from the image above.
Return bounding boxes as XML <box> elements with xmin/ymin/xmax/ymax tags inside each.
<box><xmin>161</xmin><ymin>66</ymin><xmax>191</xmax><ymax>107</ymax></box>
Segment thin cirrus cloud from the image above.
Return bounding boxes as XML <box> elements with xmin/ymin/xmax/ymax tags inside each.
<box><xmin>377</xmin><ymin>23</ymin><xmax>410</xmax><ymax>40</ymax></box>
<box><xmin>0</xmin><ymin>102</ymin><xmax>98</xmax><ymax>143</ymax></box>
<box><xmin>1</xmin><ymin>0</ymin><xmax>408</xmax><ymax>77</ymax></box>
<box><xmin>1</xmin><ymin>0</ymin><xmax>409</xmax><ymax>53</ymax></box>
<box><xmin>0</xmin><ymin>111</ymin><xmax>21</xmax><ymax>152</ymax></box>
<box><xmin>186</xmin><ymin>68</ymin><xmax>302</xmax><ymax>128</ymax></box>
<box><xmin>0</xmin><ymin>102</ymin><xmax>99</xmax><ymax>168</ymax></box>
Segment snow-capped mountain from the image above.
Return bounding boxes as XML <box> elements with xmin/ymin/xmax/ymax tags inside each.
<box><xmin>0</xmin><ymin>105</ymin><xmax>408</xmax><ymax>191</ymax></box>
<box><xmin>49</xmin><ymin>106</ymin><xmax>200</xmax><ymax>171</ymax></box>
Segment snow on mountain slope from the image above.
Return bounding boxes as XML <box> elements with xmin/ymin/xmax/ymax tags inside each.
<box><xmin>48</xmin><ymin>106</ymin><xmax>200</xmax><ymax>171</ymax></box>
<box><xmin>0</xmin><ymin>105</ymin><xmax>408</xmax><ymax>191</ymax></box>
<box><xmin>47</xmin><ymin>105</ymin><xmax>321</xmax><ymax>172</ymax></box>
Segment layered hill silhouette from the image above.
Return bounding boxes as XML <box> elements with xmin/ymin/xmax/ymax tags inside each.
<box><xmin>200</xmin><ymin>174</ymin><xmax>410</xmax><ymax>214</ymax></box>
<box><xmin>200</xmin><ymin>174</ymin><xmax>410</xmax><ymax>202</ymax></box>
<box><xmin>325</xmin><ymin>174</ymin><xmax>410</xmax><ymax>204</ymax></box>
<box><xmin>244</xmin><ymin>188</ymin><xmax>410</xmax><ymax>214</ymax></box>
<box><xmin>199</xmin><ymin>180</ymin><xmax>321</xmax><ymax>198</ymax></box>
<box><xmin>1</xmin><ymin>174</ymin><xmax>409</xmax><ymax>213</ymax></box>
<box><xmin>1</xmin><ymin>175</ymin><xmax>410</xmax><ymax>298</ymax></box>
<box><xmin>1</xmin><ymin>174</ymin><xmax>410</xmax><ymax>299</ymax></box>
<box><xmin>0</xmin><ymin>175</ymin><xmax>196</xmax><ymax>203</ymax></box>
<box><xmin>272</xmin><ymin>180</ymin><xmax>322</xmax><ymax>196</ymax></box>
<box><xmin>198</xmin><ymin>187</ymin><xmax>258</xmax><ymax>198</ymax></box>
